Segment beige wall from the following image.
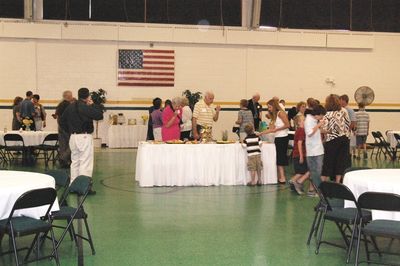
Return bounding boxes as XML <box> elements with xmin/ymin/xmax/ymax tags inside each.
<box><xmin>0</xmin><ymin>21</ymin><xmax>399</xmax><ymax>142</ymax></box>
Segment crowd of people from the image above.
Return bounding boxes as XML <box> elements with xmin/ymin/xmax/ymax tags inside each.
<box><xmin>11</xmin><ymin>91</ymin><xmax>47</xmax><ymax>131</ymax></box>
<box><xmin>10</xmin><ymin>89</ymin><xmax>370</xmax><ymax>194</ymax></box>
<box><xmin>146</xmin><ymin>91</ymin><xmax>370</xmax><ymax>193</ymax></box>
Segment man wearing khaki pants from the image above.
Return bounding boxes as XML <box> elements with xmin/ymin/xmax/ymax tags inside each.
<box><xmin>60</xmin><ymin>88</ymin><xmax>103</xmax><ymax>194</ymax></box>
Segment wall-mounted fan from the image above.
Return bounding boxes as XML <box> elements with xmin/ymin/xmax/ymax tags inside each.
<box><xmin>354</xmin><ymin>86</ymin><xmax>375</xmax><ymax>106</ymax></box>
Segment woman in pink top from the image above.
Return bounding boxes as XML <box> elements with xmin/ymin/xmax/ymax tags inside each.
<box><xmin>162</xmin><ymin>97</ymin><xmax>182</xmax><ymax>141</ymax></box>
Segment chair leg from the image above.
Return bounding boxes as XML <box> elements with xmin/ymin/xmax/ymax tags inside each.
<box><xmin>345</xmin><ymin>223</ymin><xmax>358</xmax><ymax>264</ymax></box>
<box><xmin>355</xmin><ymin>220</ymin><xmax>363</xmax><ymax>266</ymax></box>
<box><xmin>49</xmin><ymin>227</ymin><xmax>60</xmax><ymax>266</ymax></box>
<box><xmin>83</xmin><ymin>218</ymin><xmax>96</xmax><ymax>255</ymax></box>
<box><xmin>314</xmin><ymin>210</ymin><xmax>323</xmax><ymax>238</ymax></box>
<box><xmin>336</xmin><ymin>222</ymin><xmax>350</xmax><ymax>248</ymax></box>
<box><xmin>307</xmin><ymin>208</ymin><xmax>321</xmax><ymax>245</ymax></box>
<box><xmin>70</xmin><ymin>223</ymin><xmax>79</xmax><ymax>247</ymax></box>
<box><xmin>315</xmin><ymin>214</ymin><xmax>327</xmax><ymax>254</ymax></box>
<box><xmin>9</xmin><ymin>229</ymin><xmax>19</xmax><ymax>266</ymax></box>
<box><xmin>24</xmin><ymin>232</ymin><xmax>39</xmax><ymax>262</ymax></box>
<box><xmin>370</xmin><ymin>236</ymin><xmax>381</xmax><ymax>257</ymax></box>
<box><xmin>363</xmin><ymin>233</ymin><xmax>371</xmax><ymax>262</ymax></box>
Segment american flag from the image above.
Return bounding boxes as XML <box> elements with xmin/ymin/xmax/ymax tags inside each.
<box><xmin>117</xmin><ymin>49</ymin><xmax>175</xmax><ymax>87</ymax></box>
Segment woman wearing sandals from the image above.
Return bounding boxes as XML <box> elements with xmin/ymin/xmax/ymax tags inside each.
<box><xmin>259</xmin><ymin>99</ymin><xmax>290</xmax><ymax>184</ymax></box>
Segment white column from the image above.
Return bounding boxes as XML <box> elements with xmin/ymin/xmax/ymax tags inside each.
<box><xmin>24</xmin><ymin>0</ymin><xmax>33</xmax><ymax>20</ymax></box>
<box><xmin>33</xmin><ymin>0</ymin><xmax>43</xmax><ymax>20</ymax></box>
<box><xmin>242</xmin><ymin>0</ymin><xmax>253</xmax><ymax>28</ymax></box>
<box><xmin>251</xmin><ymin>0</ymin><xmax>262</xmax><ymax>28</ymax></box>
<box><xmin>242</xmin><ymin>0</ymin><xmax>262</xmax><ymax>29</ymax></box>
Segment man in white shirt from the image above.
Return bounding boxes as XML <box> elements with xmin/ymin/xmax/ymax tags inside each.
<box><xmin>192</xmin><ymin>91</ymin><xmax>221</xmax><ymax>140</ymax></box>
<box><xmin>304</xmin><ymin>105</ymin><xmax>326</xmax><ymax>192</ymax></box>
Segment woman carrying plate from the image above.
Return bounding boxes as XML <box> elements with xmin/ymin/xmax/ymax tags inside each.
<box><xmin>162</xmin><ymin>97</ymin><xmax>182</xmax><ymax>141</ymax></box>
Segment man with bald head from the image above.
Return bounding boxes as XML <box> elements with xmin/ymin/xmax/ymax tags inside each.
<box><xmin>247</xmin><ymin>93</ymin><xmax>263</xmax><ymax>131</ymax></box>
<box><xmin>53</xmin><ymin>90</ymin><xmax>75</xmax><ymax>168</ymax></box>
<box><xmin>192</xmin><ymin>91</ymin><xmax>221</xmax><ymax>140</ymax></box>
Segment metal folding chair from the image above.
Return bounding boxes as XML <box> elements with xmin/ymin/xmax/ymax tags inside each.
<box><xmin>0</xmin><ymin>188</ymin><xmax>59</xmax><ymax>266</ymax></box>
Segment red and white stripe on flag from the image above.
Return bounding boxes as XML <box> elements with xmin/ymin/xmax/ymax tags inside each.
<box><xmin>118</xmin><ymin>49</ymin><xmax>175</xmax><ymax>87</ymax></box>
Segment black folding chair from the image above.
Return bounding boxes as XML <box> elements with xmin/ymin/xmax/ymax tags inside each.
<box><xmin>355</xmin><ymin>192</ymin><xmax>400</xmax><ymax>266</ymax></box>
<box><xmin>0</xmin><ymin>188</ymin><xmax>59</xmax><ymax>266</ymax></box>
<box><xmin>3</xmin><ymin>134</ymin><xmax>26</xmax><ymax>164</ymax></box>
<box><xmin>393</xmin><ymin>133</ymin><xmax>400</xmax><ymax>159</ymax></box>
<box><xmin>34</xmin><ymin>133</ymin><xmax>59</xmax><ymax>168</ymax></box>
<box><xmin>306</xmin><ymin>181</ymin><xmax>345</xmax><ymax>246</ymax></box>
<box><xmin>376</xmin><ymin>131</ymin><xmax>395</xmax><ymax>160</ymax></box>
<box><xmin>316</xmin><ymin>182</ymin><xmax>372</xmax><ymax>263</ymax></box>
<box><xmin>50</xmin><ymin>175</ymin><xmax>95</xmax><ymax>255</ymax></box>
<box><xmin>45</xmin><ymin>169</ymin><xmax>70</xmax><ymax>201</ymax></box>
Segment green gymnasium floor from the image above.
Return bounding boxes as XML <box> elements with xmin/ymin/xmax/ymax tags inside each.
<box><xmin>1</xmin><ymin>149</ymin><xmax>400</xmax><ymax>266</ymax></box>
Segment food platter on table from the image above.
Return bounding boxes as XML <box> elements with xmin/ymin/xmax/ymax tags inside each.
<box><xmin>165</xmin><ymin>140</ymin><xmax>185</xmax><ymax>144</ymax></box>
<box><xmin>216</xmin><ymin>140</ymin><xmax>236</xmax><ymax>144</ymax></box>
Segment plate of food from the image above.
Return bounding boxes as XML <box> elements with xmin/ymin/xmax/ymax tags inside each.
<box><xmin>166</xmin><ymin>140</ymin><xmax>185</xmax><ymax>144</ymax></box>
<box><xmin>185</xmin><ymin>140</ymin><xmax>199</xmax><ymax>144</ymax></box>
<box><xmin>216</xmin><ymin>140</ymin><xmax>236</xmax><ymax>144</ymax></box>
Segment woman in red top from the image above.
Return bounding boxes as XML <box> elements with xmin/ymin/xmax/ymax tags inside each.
<box><xmin>289</xmin><ymin>115</ymin><xmax>311</xmax><ymax>195</ymax></box>
<box><xmin>162</xmin><ymin>97</ymin><xmax>182</xmax><ymax>141</ymax></box>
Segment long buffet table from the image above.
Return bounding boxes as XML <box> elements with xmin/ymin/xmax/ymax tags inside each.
<box><xmin>107</xmin><ymin>125</ymin><xmax>147</xmax><ymax>148</ymax></box>
<box><xmin>135</xmin><ymin>142</ymin><xmax>277</xmax><ymax>187</ymax></box>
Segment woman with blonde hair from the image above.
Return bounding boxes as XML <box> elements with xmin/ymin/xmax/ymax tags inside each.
<box><xmin>260</xmin><ymin>99</ymin><xmax>290</xmax><ymax>184</ymax></box>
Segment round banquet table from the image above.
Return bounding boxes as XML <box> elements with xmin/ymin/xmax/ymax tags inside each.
<box><xmin>135</xmin><ymin>142</ymin><xmax>277</xmax><ymax>187</ymax></box>
<box><xmin>0</xmin><ymin>170</ymin><xmax>60</xmax><ymax>220</ymax></box>
<box><xmin>343</xmin><ymin>168</ymin><xmax>400</xmax><ymax>221</ymax></box>
<box><xmin>0</xmin><ymin>130</ymin><xmax>58</xmax><ymax>146</ymax></box>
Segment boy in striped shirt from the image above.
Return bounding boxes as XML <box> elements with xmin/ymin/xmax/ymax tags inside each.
<box><xmin>243</xmin><ymin>123</ymin><xmax>263</xmax><ymax>186</ymax></box>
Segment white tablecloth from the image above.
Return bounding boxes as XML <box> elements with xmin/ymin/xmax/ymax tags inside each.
<box><xmin>0</xmin><ymin>170</ymin><xmax>60</xmax><ymax>220</ymax></box>
<box><xmin>107</xmin><ymin>125</ymin><xmax>147</xmax><ymax>148</ymax></box>
<box><xmin>343</xmin><ymin>169</ymin><xmax>400</xmax><ymax>221</ymax></box>
<box><xmin>135</xmin><ymin>142</ymin><xmax>277</xmax><ymax>187</ymax></box>
<box><xmin>386</xmin><ymin>130</ymin><xmax>400</xmax><ymax>148</ymax></box>
<box><xmin>0</xmin><ymin>130</ymin><xmax>58</xmax><ymax>146</ymax></box>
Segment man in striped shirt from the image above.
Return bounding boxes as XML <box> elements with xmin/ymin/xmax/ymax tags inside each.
<box><xmin>192</xmin><ymin>91</ymin><xmax>221</xmax><ymax>140</ymax></box>
<box><xmin>243</xmin><ymin>123</ymin><xmax>263</xmax><ymax>186</ymax></box>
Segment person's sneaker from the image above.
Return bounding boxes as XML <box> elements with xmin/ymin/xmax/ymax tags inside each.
<box><xmin>293</xmin><ymin>182</ymin><xmax>304</xmax><ymax>195</ymax></box>
<box><xmin>307</xmin><ymin>191</ymin><xmax>318</xmax><ymax>197</ymax></box>
<box><xmin>289</xmin><ymin>180</ymin><xmax>295</xmax><ymax>192</ymax></box>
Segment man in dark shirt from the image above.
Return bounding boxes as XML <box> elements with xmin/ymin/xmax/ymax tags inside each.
<box><xmin>60</xmin><ymin>88</ymin><xmax>103</xmax><ymax>193</ymax></box>
<box><xmin>18</xmin><ymin>91</ymin><xmax>36</xmax><ymax>130</ymax></box>
<box><xmin>53</xmin><ymin>90</ymin><xmax>75</xmax><ymax>168</ymax></box>
<box><xmin>247</xmin><ymin>93</ymin><xmax>263</xmax><ymax>131</ymax></box>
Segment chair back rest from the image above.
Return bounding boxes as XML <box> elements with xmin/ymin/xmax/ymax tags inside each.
<box><xmin>9</xmin><ymin>188</ymin><xmax>56</xmax><ymax>221</ymax></box>
<box><xmin>42</xmin><ymin>133</ymin><xmax>59</xmax><ymax>145</ymax></box>
<box><xmin>394</xmin><ymin>133</ymin><xmax>400</xmax><ymax>143</ymax></box>
<box><xmin>319</xmin><ymin>181</ymin><xmax>358</xmax><ymax>208</ymax></box>
<box><xmin>4</xmin><ymin>133</ymin><xmax>24</xmax><ymax>146</ymax></box>
<box><xmin>376</xmin><ymin>131</ymin><xmax>389</xmax><ymax>144</ymax></box>
<box><xmin>46</xmin><ymin>169</ymin><xmax>70</xmax><ymax>188</ymax></box>
<box><xmin>344</xmin><ymin>167</ymin><xmax>371</xmax><ymax>175</ymax></box>
<box><xmin>69</xmin><ymin>175</ymin><xmax>92</xmax><ymax>196</ymax></box>
<box><xmin>358</xmin><ymin>192</ymin><xmax>400</xmax><ymax>212</ymax></box>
